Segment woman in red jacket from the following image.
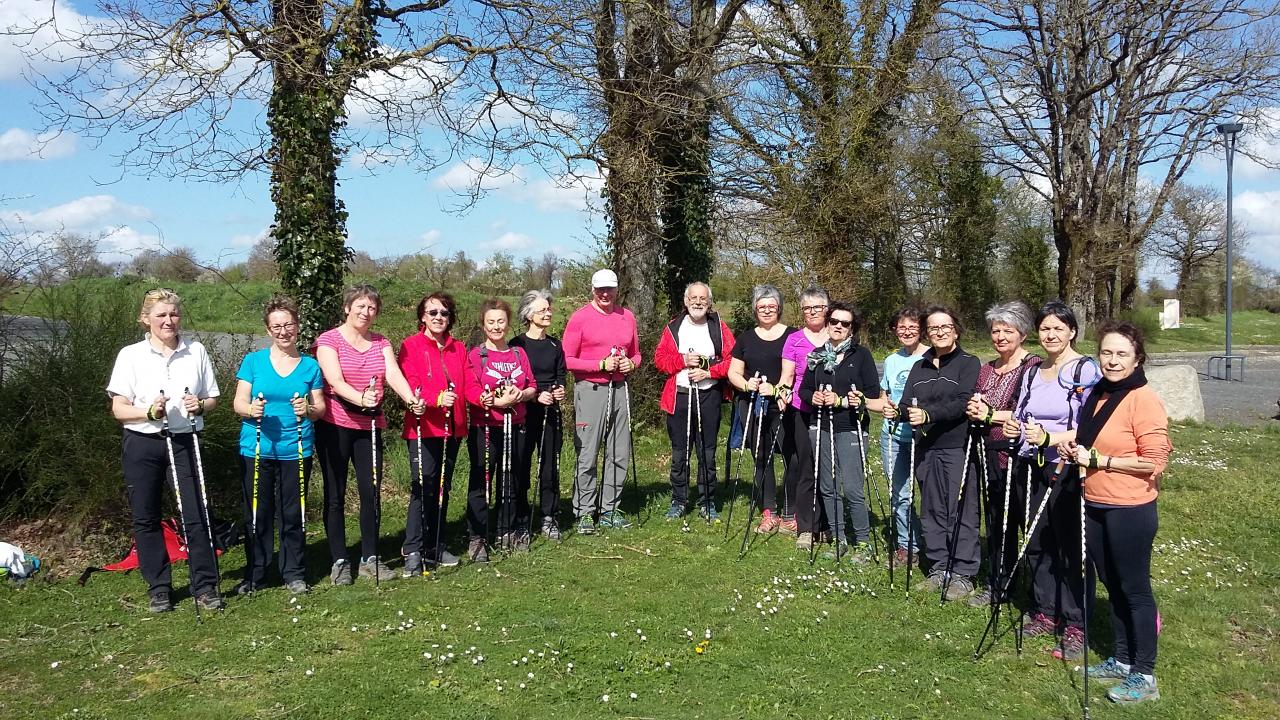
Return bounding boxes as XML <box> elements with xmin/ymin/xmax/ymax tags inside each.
<box><xmin>653</xmin><ymin>282</ymin><xmax>735</xmax><ymax>521</ymax></box>
<box><xmin>397</xmin><ymin>292</ymin><xmax>470</xmax><ymax>575</ymax></box>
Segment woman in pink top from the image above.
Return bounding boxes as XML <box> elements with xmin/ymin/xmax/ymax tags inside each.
<box><xmin>463</xmin><ymin>298</ymin><xmax>536</xmax><ymax>563</ymax></box>
<box><xmin>314</xmin><ymin>284</ymin><xmax>423</xmax><ymax>585</ymax></box>
<box><xmin>777</xmin><ymin>285</ymin><xmax>829</xmax><ymax>543</ymax></box>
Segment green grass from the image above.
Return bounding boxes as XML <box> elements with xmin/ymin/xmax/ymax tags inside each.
<box><xmin>1141</xmin><ymin>310</ymin><xmax>1280</xmax><ymax>353</ymax></box>
<box><xmin>1</xmin><ymin>420</ymin><xmax>1277</xmax><ymax>719</ymax></box>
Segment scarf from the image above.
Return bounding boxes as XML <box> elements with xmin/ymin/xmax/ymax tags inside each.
<box><xmin>1075</xmin><ymin>366</ymin><xmax>1147</xmax><ymax>449</ymax></box>
<box><xmin>808</xmin><ymin>337</ymin><xmax>852</xmax><ymax>373</ymax></box>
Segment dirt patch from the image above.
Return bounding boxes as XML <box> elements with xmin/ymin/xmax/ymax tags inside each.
<box><xmin>0</xmin><ymin>515</ymin><xmax>133</xmax><ymax>581</ymax></box>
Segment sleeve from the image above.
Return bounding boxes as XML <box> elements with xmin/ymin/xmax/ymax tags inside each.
<box><xmin>857</xmin><ymin>348</ymin><xmax>882</xmax><ymax>399</ymax></box>
<box><xmin>554</xmin><ymin>340</ymin><xmax>567</xmax><ymax>386</ymax></box>
<box><xmin>731</xmin><ymin>330</ymin><xmax>748</xmax><ymax>360</ymax></box>
<box><xmin>710</xmin><ymin>320</ymin><xmax>735</xmax><ymax>380</ymax></box>
<box><xmin>464</xmin><ymin>350</ymin><xmax>486</xmax><ymax>407</ymax></box>
<box><xmin>1131</xmin><ymin>390</ymin><xmax>1172</xmax><ymax>474</ymax></box>
<box><xmin>314</xmin><ymin>329</ymin><xmax>338</xmax><ymax>352</ymax></box>
<box><xmin>561</xmin><ymin>311</ymin><xmax>593</xmax><ymax>374</ymax></box>
<box><xmin>235</xmin><ymin>352</ymin><xmax>254</xmax><ymax>385</ymax></box>
<box><xmin>653</xmin><ymin>327</ymin><xmax>683</xmax><ymax>375</ymax></box>
<box><xmin>798</xmin><ymin>359</ymin><xmax>818</xmax><ymax>405</ymax></box>
<box><xmin>924</xmin><ymin>354</ymin><xmax>979</xmax><ymax>424</ymax></box>
<box><xmin>306</xmin><ymin>359</ymin><xmax>324</xmax><ymax>392</ymax></box>
<box><xmin>627</xmin><ymin>312</ymin><xmax>642</xmax><ymax>367</ymax></box>
<box><xmin>398</xmin><ymin>338</ymin><xmax>427</xmax><ymax>401</ymax></box>
<box><xmin>105</xmin><ymin>347</ymin><xmax>135</xmax><ymax>398</ymax></box>
<box><xmin>517</xmin><ymin>348</ymin><xmax>535</xmax><ymax>390</ymax></box>
<box><xmin>880</xmin><ymin>355</ymin><xmax>891</xmax><ymax>392</ymax></box>
<box><xmin>197</xmin><ymin>343</ymin><xmax>221</xmax><ymax>397</ymax></box>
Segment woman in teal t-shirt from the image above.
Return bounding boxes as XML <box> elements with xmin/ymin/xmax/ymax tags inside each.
<box><xmin>232</xmin><ymin>296</ymin><xmax>326</xmax><ymax>594</ymax></box>
<box><xmin>872</xmin><ymin>308</ymin><xmax>928</xmax><ymax>560</ymax></box>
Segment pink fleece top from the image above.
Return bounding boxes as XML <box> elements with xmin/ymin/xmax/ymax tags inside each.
<box><xmin>562</xmin><ymin>302</ymin><xmax>642</xmax><ymax>384</ymax></box>
<box><xmin>464</xmin><ymin>345</ymin><xmax>535</xmax><ymax>427</ymax></box>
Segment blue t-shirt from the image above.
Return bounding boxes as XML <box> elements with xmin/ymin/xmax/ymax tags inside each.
<box><xmin>880</xmin><ymin>348</ymin><xmax>926</xmax><ymax>442</ymax></box>
<box><xmin>235</xmin><ymin>350</ymin><xmax>324</xmax><ymax>459</ymax></box>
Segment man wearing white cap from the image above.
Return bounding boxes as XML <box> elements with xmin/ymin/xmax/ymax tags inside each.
<box><xmin>562</xmin><ymin>268</ymin><xmax>642</xmax><ymax>533</ymax></box>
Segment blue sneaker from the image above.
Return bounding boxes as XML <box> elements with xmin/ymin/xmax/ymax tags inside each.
<box><xmin>576</xmin><ymin>516</ymin><xmax>597</xmax><ymax>535</ymax></box>
<box><xmin>1087</xmin><ymin>657</ymin><xmax>1130</xmax><ymax>683</ymax></box>
<box><xmin>665</xmin><ymin>502</ymin><xmax>685</xmax><ymax>521</ymax></box>
<box><xmin>1107</xmin><ymin>673</ymin><xmax>1160</xmax><ymax>705</ymax></box>
<box><xmin>699</xmin><ymin>505</ymin><xmax>719</xmax><ymax>522</ymax></box>
<box><xmin>598</xmin><ymin>511</ymin><xmax>633</xmax><ymax>530</ymax></box>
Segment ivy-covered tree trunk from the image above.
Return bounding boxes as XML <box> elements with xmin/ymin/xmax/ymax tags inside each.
<box><xmin>659</xmin><ymin>113</ymin><xmax>713</xmax><ymax>319</ymax></box>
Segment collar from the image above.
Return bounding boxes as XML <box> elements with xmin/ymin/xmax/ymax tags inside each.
<box><xmin>922</xmin><ymin>344</ymin><xmax>964</xmax><ymax>366</ymax></box>
<box><xmin>144</xmin><ymin>333</ymin><xmax>189</xmax><ymax>356</ymax></box>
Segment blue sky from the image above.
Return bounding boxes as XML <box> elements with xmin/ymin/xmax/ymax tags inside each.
<box><xmin>2</xmin><ymin>0</ymin><xmax>1277</xmax><ymax>279</ymax></box>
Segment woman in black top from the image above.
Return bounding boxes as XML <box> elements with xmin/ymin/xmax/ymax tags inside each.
<box><xmin>511</xmin><ymin>290</ymin><xmax>568</xmax><ymax>543</ymax></box>
<box><xmin>885</xmin><ymin>305</ymin><xmax>981</xmax><ymax>600</ymax></box>
<box><xmin>726</xmin><ymin>284</ymin><xmax>797</xmax><ymax>533</ymax></box>
<box><xmin>798</xmin><ymin>302</ymin><xmax>882</xmax><ymax>559</ymax></box>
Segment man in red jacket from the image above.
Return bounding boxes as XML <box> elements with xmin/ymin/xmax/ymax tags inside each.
<box><xmin>654</xmin><ymin>282</ymin><xmax>735</xmax><ymax>520</ymax></box>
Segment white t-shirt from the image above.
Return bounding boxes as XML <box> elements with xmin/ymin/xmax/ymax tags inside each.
<box><xmin>675</xmin><ymin>317</ymin><xmax>716</xmax><ymax>391</ymax></box>
<box><xmin>107</xmin><ymin>335</ymin><xmax>221</xmax><ymax>434</ymax></box>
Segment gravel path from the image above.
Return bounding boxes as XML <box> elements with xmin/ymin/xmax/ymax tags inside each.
<box><xmin>1149</xmin><ymin>348</ymin><xmax>1280</xmax><ymax>426</ymax></box>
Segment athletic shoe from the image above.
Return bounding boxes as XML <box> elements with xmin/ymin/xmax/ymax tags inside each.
<box><xmin>402</xmin><ymin>552</ymin><xmax>424</xmax><ymax>578</ymax></box>
<box><xmin>285</xmin><ymin>580</ymin><xmax>309</xmax><ymax>594</ymax></box>
<box><xmin>796</xmin><ymin>532</ymin><xmax>814</xmax><ymax>550</ymax></box>
<box><xmin>230</xmin><ymin>581</ymin><xmax>255</xmax><ymax>596</ymax></box>
<box><xmin>148</xmin><ymin>590</ymin><xmax>173</xmax><ymax>613</ymax></box>
<box><xmin>1087</xmin><ymin>657</ymin><xmax>1131</xmax><ymax>683</ymax></box>
<box><xmin>358</xmin><ymin>556</ymin><xmax>397</xmax><ymax>582</ymax></box>
<box><xmin>426</xmin><ymin>546</ymin><xmax>461</xmax><ymax>568</ymax></box>
<box><xmin>514</xmin><ymin>529</ymin><xmax>531</xmax><ymax>552</ymax></box>
<box><xmin>468</xmin><ymin>537</ymin><xmax>490</xmax><ymax>564</ymax></box>
<box><xmin>942</xmin><ymin>575</ymin><xmax>975</xmax><ymax>602</ymax></box>
<box><xmin>913</xmin><ymin>571</ymin><xmax>946</xmax><ymax>592</ymax></box>
<box><xmin>699</xmin><ymin>505</ymin><xmax>720</xmax><ymax>523</ymax></box>
<box><xmin>777</xmin><ymin>516</ymin><xmax>799</xmax><ymax>536</ymax></box>
<box><xmin>330</xmin><ymin>559</ymin><xmax>354</xmax><ymax>586</ymax></box>
<box><xmin>576</xmin><ymin>516</ymin><xmax>596</xmax><ymax>535</ymax></box>
<box><xmin>1052</xmin><ymin>625</ymin><xmax>1086</xmax><ymax>661</ymax></box>
<box><xmin>755</xmin><ymin>509</ymin><xmax>780</xmax><ymax>534</ymax></box>
<box><xmin>496</xmin><ymin>532</ymin><xmax>516</xmax><ymax>552</ymax></box>
<box><xmin>849</xmin><ymin>541</ymin><xmax>874</xmax><ymax>564</ymax></box>
<box><xmin>1020</xmin><ymin>612</ymin><xmax>1057</xmax><ymax>638</ymax></box>
<box><xmin>966</xmin><ymin>586</ymin><xmax>1003</xmax><ymax>608</ymax></box>
<box><xmin>195</xmin><ymin>591</ymin><xmax>226</xmax><ymax>611</ymax></box>
<box><xmin>894</xmin><ymin>547</ymin><xmax>910</xmax><ymax>567</ymax></box>
<box><xmin>541</xmin><ymin>518</ymin><xmax>563</xmax><ymax>542</ymax></box>
<box><xmin>821</xmin><ymin>540</ymin><xmax>851</xmax><ymax>561</ymax></box>
<box><xmin>665</xmin><ymin>502</ymin><xmax>685</xmax><ymax>521</ymax></box>
<box><xmin>1107</xmin><ymin>673</ymin><xmax>1160</xmax><ymax>705</ymax></box>
<box><xmin>599</xmin><ymin>511</ymin><xmax>633</xmax><ymax>529</ymax></box>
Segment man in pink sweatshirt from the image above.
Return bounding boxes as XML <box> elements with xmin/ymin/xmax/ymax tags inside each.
<box><xmin>563</xmin><ymin>268</ymin><xmax>642</xmax><ymax>533</ymax></box>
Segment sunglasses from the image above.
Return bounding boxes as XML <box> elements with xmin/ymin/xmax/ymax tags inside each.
<box><xmin>827</xmin><ymin>318</ymin><xmax>853</xmax><ymax>328</ymax></box>
<box><xmin>425</xmin><ymin>309</ymin><xmax>451</xmax><ymax>318</ymax></box>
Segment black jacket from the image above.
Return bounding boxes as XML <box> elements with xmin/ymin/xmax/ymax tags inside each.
<box><xmin>902</xmin><ymin>345</ymin><xmax>980</xmax><ymax>449</ymax></box>
<box><xmin>798</xmin><ymin>342</ymin><xmax>882</xmax><ymax>433</ymax></box>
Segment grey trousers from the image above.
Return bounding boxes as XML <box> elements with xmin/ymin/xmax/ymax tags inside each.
<box><xmin>809</xmin><ymin>425</ymin><xmax>871</xmax><ymax>544</ymax></box>
<box><xmin>573</xmin><ymin>380</ymin><xmax>631</xmax><ymax>518</ymax></box>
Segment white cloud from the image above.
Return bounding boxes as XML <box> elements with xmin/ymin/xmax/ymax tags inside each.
<box><xmin>6</xmin><ymin>194</ymin><xmax>151</xmax><ymax>232</ymax></box>
<box><xmin>420</xmin><ymin>229</ymin><xmax>442</xmax><ymax>245</ymax></box>
<box><xmin>1234</xmin><ymin>189</ymin><xmax>1280</xmax><ymax>270</ymax></box>
<box><xmin>230</xmin><ymin>228</ymin><xmax>270</xmax><ymax>248</ymax></box>
<box><xmin>0</xmin><ymin>0</ymin><xmax>96</xmax><ymax>83</ymax></box>
<box><xmin>346</xmin><ymin>50</ymin><xmax>453</xmax><ymax>128</ymax></box>
<box><xmin>0</xmin><ymin>128</ymin><xmax>76</xmax><ymax>162</ymax></box>
<box><xmin>432</xmin><ymin>158</ymin><xmax>525</xmax><ymax>192</ymax></box>
<box><xmin>525</xmin><ymin>173</ymin><xmax>605</xmax><ymax>212</ymax></box>
<box><xmin>484</xmin><ymin>231</ymin><xmax>536</xmax><ymax>251</ymax></box>
<box><xmin>99</xmin><ymin>225</ymin><xmax>163</xmax><ymax>259</ymax></box>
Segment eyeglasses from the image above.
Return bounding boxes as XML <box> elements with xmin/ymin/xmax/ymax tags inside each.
<box><xmin>827</xmin><ymin>318</ymin><xmax>853</xmax><ymax>329</ymax></box>
<box><xmin>425</xmin><ymin>309</ymin><xmax>451</xmax><ymax>318</ymax></box>
<box><xmin>268</xmin><ymin>322</ymin><xmax>297</xmax><ymax>333</ymax></box>
<box><xmin>895</xmin><ymin>325</ymin><xmax>919</xmax><ymax>334</ymax></box>
<box><xmin>926</xmin><ymin>324</ymin><xmax>956</xmax><ymax>335</ymax></box>
<box><xmin>802</xmin><ymin>304</ymin><xmax>827</xmax><ymax>314</ymax></box>
<box><xmin>756</xmin><ymin>305</ymin><xmax>779</xmax><ymax>314</ymax></box>
<box><xmin>536</xmin><ymin>308</ymin><xmax>554</xmax><ymax>315</ymax></box>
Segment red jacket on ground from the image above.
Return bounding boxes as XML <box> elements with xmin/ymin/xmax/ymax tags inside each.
<box><xmin>397</xmin><ymin>332</ymin><xmax>470</xmax><ymax>440</ymax></box>
<box><xmin>653</xmin><ymin>311</ymin><xmax>735</xmax><ymax>415</ymax></box>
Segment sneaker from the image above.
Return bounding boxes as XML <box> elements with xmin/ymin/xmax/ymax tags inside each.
<box><xmin>468</xmin><ymin>537</ymin><xmax>489</xmax><ymax>564</ymax></box>
<box><xmin>285</xmin><ymin>580</ymin><xmax>309</xmax><ymax>594</ymax></box>
<box><xmin>1020</xmin><ymin>612</ymin><xmax>1057</xmax><ymax>638</ymax></box>
<box><xmin>358</xmin><ymin>556</ymin><xmax>397</xmax><ymax>582</ymax></box>
<box><xmin>231</xmin><ymin>580</ymin><xmax>256</xmax><ymax>596</ymax></box>
<box><xmin>796</xmin><ymin>531</ymin><xmax>815</xmax><ymax>550</ymax></box>
<box><xmin>913</xmin><ymin>571</ymin><xmax>946</xmax><ymax>592</ymax></box>
<box><xmin>699</xmin><ymin>504</ymin><xmax>720</xmax><ymax>522</ymax></box>
<box><xmin>541</xmin><ymin>518</ymin><xmax>563</xmax><ymax>542</ymax></box>
<box><xmin>576</xmin><ymin>516</ymin><xmax>596</xmax><ymax>535</ymax></box>
<box><xmin>598</xmin><ymin>511</ymin><xmax>632</xmax><ymax>530</ymax></box>
<box><xmin>330</xmin><ymin>559</ymin><xmax>354</xmax><ymax>585</ymax></box>
<box><xmin>755</xmin><ymin>509</ymin><xmax>780</xmax><ymax>534</ymax></box>
<box><xmin>665</xmin><ymin>502</ymin><xmax>685</xmax><ymax>521</ymax></box>
<box><xmin>894</xmin><ymin>547</ymin><xmax>910</xmax><ymax>567</ymax></box>
<box><xmin>195</xmin><ymin>591</ymin><xmax>226</xmax><ymax>611</ymax></box>
<box><xmin>850</xmin><ymin>541</ymin><xmax>874</xmax><ymax>564</ymax></box>
<box><xmin>148</xmin><ymin>590</ymin><xmax>173</xmax><ymax>613</ymax></box>
<box><xmin>426</xmin><ymin>546</ymin><xmax>461</xmax><ymax>568</ymax></box>
<box><xmin>402</xmin><ymin>552</ymin><xmax>424</xmax><ymax>578</ymax></box>
<box><xmin>496</xmin><ymin>532</ymin><xmax>516</xmax><ymax>552</ymax></box>
<box><xmin>821</xmin><ymin>540</ymin><xmax>851</xmax><ymax>561</ymax></box>
<box><xmin>942</xmin><ymin>575</ymin><xmax>975</xmax><ymax>602</ymax></box>
<box><xmin>1107</xmin><ymin>673</ymin><xmax>1160</xmax><ymax>705</ymax></box>
<box><xmin>966</xmin><ymin>586</ymin><xmax>1002</xmax><ymax>608</ymax></box>
<box><xmin>514</xmin><ymin>530</ymin><xmax>531</xmax><ymax>552</ymax></box>
<box><xmin>1052</xmin><ymin>625</ymin><xmax>1085</xmax><ymax>661</ymax></box>
<box><xmin>778</xmin><ymin>516</ymin><xmax>799</xmax><ymax>536</ymax></box>
<box><xmin>1088</xmin><ymin>657</ymin><xmax>1131</xmax><ymax>683</ymax></box>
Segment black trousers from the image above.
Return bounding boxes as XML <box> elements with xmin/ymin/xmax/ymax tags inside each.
<box><xmin>315</xmin><ymin>420</ymin><xmax>382</xmax><ymax>561</ymax></box>
<box><xmin>466</xmin><ymin>422</ymin><xmax>524</xmax><ymax>538</ymax></box>
<box><xmin>402</xmin><ymin>436</ymin><xmax>461</xmax><ymax>555</ymax></box>
<box><xmin>917</xmin><ymin>445</ymin><xmax>981</xmax><ymax>578</ymax></box>
<box><xmin>983</xmin><ymin>442</ymin><xmax>1028</xmax><ymax>590</ymax></box>
<box><xmin>1087</xmin><ymin>501</ymin><xmax>1159</xmax><ymax>674</ymax></box>
<box><xmin>1023</xmin><ymin>459</ymin><xmax>1084</xmax><ymax>627</ymax></box>
<box><xmin>738</xmin><ymin>396</ymin><xmax>783</xmax><ymax>512</ymax></box>
<box><xmin>122</xmin><ymin>430</ymin><xmax>219</xmax><ymax>596</ymax></box>
<box><xmin>239</xmin><ymin>454</ymin><xmax>310</xmax><ymax>586</ymax></box>
<box><xmin>519</xmin><ymin>403</ymin><xmax>564</xmax><ymax>522</ymax></box>
<box><xmin>783</xmin><ymin>407</ymin><xmax>819</xmax><ymax>531</ymax></box>
<box><xmin>666</xmin><ymin>387</ymin><xmax>721</xmax><ymax>508</ymax></box>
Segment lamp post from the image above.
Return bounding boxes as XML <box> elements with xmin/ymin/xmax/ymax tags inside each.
<box><xmin>1216</xmin><ymin>121</ymin><xmax>1243</xmax><ymax>380</ymax></box>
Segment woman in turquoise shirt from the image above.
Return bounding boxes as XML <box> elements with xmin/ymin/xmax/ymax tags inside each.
<box><xmin>874</xmin><ymin>308</ymin><xmax>928</xmax><ymax>563</ymax></box>
<box><xmin>232</xmin><ymin>296</ymin><xmax>326</xmax><ymax>594</ymax></box>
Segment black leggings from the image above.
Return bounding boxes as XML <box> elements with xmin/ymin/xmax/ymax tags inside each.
<box><xmin>403</xmin><ymin>436</ymin><xmax>461</xmax><ymax>555</ymax></box>
<box><xmin>316</xmin><ymin>420</ymin><xmax>382</xmax><ymax>561</ymax></box>
<box><xmin>1087</xmin><ymin>501</ymin><xmax>1159</xmax><ymax>674</ymax></box>
<box><xmin>240</xmin><ymin>454</ymin><xmax>310</xmax><ymax>586</ymax></box>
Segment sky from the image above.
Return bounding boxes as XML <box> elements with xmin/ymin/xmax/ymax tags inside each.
<box><xmin>1</xmin><ymin>0</ymin><xmax>1277</xmax><ymax>280</ymax></box>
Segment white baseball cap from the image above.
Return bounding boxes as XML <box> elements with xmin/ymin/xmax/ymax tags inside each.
<box><xmin>590</xmin><ymin>269</ymin><xmax>619</xmax><ymax>288</ymax></box>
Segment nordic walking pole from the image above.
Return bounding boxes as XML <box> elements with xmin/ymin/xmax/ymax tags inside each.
<box><xmin>433</xmin><ymin>382</ymin><xmax>454</xmax><ymax>578</ymax></box>
<box><xmin>366</xmin><ymin>375</ymin><xmax>382</xmax><ymax>589</ymax></box>
<box><xmin>739</xmin><ymin>375</ymin><xmax>769</xmax><ymax>554</ymax></box>
<box><xmin>905</xmin><ymin>397</ymin><xmax>919</xmax><ymax>597</ymax></box>
<box><xmin>723</xmin><ymin>372</ymin><xmax>759</xmax><ymax>538</ymax></box>
<box><xmin>1080</xmin><ymin>458</ymin><xmax>1091</xmax><ymax>720</ymax></box>
<box><xmin>158</xmin><ymin>391</ymin><xmax>200</xmax><ymax>623</ymax></box>
<box><xmin>1024</xmin><ymin>414</ymin><xmax>1037</xmax><ymax>540</ymax></box>
<box><xmin>250</xmin><ymin>391</ymin><xmax>263</xmax><ymax>578</ymax></box>
<box><xmin>293</xmin><ymin>393</ymin><xmax>306</xmax><ymax>533</ymax></box>
<box><xmin>809</xmin><ymin>390</ymin><xmax>825</xmax><ymax>566</ymax></box>
<box><xmin>185</xmin><ymin>387</ymin><xmax>221</xmax><ymax>601</ymax></box>
<box><xmin>619</xmin><ymin>348</ymin><xmax>642</xmax><ymax>523</ymax></box>
<box><xmin>483</xmin><ymin>384</ymin><xmax>493</xmax><ymax>540</ymax></box>
<box><xmin>684</xmin><ymin>349</ymin><xmax>696</xmax><ymax>514</ymax></box>
<box><xmin>414</xmin><ymin>387</ymin><xmax>427</xmax><ymax>575</ymax></box>
<box><xmin>531</xmin><ymin>387</ymin><xmax>551</xmax><ymax>540</ymax></box>
<box><xmin>740</xmin><ymin>411</ymin><xmax>783</xmax><ymax>558</ymax></box>
<box><xmin>826</xmin><ymin>385</ymin><xmax>847</xmax><ymax>564</ymax></box>
<box><xmin>852</xmin><ymin>392</ymin><xmax>880</xmax><ymax>563</ymax></box>
<box><xmin>941</xmin><ymin>414</ymin><xmax>975</xmax><ymax>604</ymax></box>
<box><xmin>694</xmin><ymin>382</ymin><xmax>708</xmax><ymax>523</ymax></box>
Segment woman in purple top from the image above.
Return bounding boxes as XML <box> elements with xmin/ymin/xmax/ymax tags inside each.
<box><xmin>776</xmin><ymin>286</ymin><xmax>829</xmax><ymax>546</ymax></box>
<box><xmin>1000</xmin><ymin>300</ymin><xmax>1092</xmax><ymax>660</ymax></box>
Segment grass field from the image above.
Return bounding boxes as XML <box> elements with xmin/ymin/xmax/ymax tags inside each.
<box><xmin>1</xmin><ymin>419</ymin><xmax>1277</xmax><ymax>719</ymax></box>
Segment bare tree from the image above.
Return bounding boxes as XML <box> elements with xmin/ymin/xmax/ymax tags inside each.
<box><xmin>954</xmin><ymin>0</ymin><xmax>1280</xmax><ymax>326</ymax></box>
<box><xmin>1147</xmin><ymin>183</ymin><xmax>1233</xmax><ymax>297</ymax></box>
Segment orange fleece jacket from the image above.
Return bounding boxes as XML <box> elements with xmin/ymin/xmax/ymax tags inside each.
<box><xmin>1083</xmin><ymin>385</ymin><xmax>1172</xmax><ymax>507</ymax></box>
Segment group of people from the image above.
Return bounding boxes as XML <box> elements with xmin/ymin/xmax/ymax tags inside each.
<box><xmin>107</xmin><ymin>272</ymin><xmax>1170</xmax><ymax>705</ymax></box>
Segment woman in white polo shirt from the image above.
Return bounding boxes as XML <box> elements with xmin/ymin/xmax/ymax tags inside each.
<box><xmin>106</xmin><ymin>288</ymin><xmax>222</xmax><ymax>613</ymax></box>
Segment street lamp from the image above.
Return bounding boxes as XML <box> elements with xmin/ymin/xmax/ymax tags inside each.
<box><xmin>1216</xmin><ymin>121</ymin><xmax>1243</xmax><ymax>381</ymax></box>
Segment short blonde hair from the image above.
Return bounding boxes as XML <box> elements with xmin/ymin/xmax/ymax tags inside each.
<box><xmin>138</xmin><ymin>287</ymin><xmax>181</xmax><ymax>328</ymax></box>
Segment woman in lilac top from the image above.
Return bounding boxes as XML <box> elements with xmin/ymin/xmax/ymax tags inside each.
<box><xmin>776</xmin><ymin>286</ymin><xmax>829</xmax><ymax>546</ymax></box>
